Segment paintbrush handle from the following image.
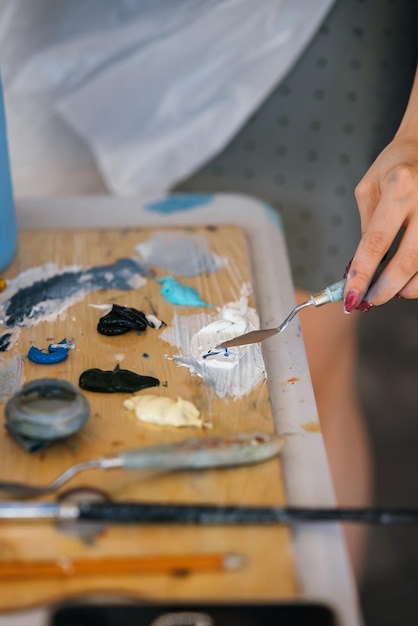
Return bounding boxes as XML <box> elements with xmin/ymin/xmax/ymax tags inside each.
<box><xmin>1</xmin><ymin>502</ymin><xmax>417</xmax><ymax>525</ymax></box>
<box><xmin>75</xmin><ymin>503</ymin><xmax>418</xmax><ymax>526</ymax></box>
<box><xmin>0</xmin><ymin>552</ymin><xmax>245</xmax><ymax>579</ymax></box>
<box><xmin>111</xmin><ymin>432</ymin><xmax>284</xmax><ymax>471</ymax></box>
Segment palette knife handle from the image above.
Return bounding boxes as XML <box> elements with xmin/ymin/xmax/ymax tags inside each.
<box><xmin>103</xmin><ymin>432</ymin><xmax>285</xmax><ymax>471</ymax></box>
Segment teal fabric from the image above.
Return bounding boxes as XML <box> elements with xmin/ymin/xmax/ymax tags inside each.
<box><xmin>175</xmin><ymin>0</ymin><xmax>418</xmax><ymax>291</ymax></box>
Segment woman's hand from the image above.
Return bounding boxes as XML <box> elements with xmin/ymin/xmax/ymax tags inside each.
<box><xmin>344</xmin><ymin>67</ymin><xmax>418</xmax><ymax>313</ymax></box>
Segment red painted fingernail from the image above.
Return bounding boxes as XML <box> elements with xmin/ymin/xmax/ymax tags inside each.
<box><xmin>357</xmin><ymin>300</ymin><xmax>372</xmax><ymax>312</ymax></box>
<box><xmin>344</xmin><ymin>290</ymin><xmax>360</xmax><ymax>313</ymax></box>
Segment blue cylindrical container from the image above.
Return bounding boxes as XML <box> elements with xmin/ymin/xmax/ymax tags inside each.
<box><xmin>0</xmin><ymin>75</ymin><xmax>16</xmax><ymax>272</ymax></box>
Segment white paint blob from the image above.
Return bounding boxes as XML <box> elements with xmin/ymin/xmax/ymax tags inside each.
<box><xmin>160</xmin><ymin>289</ymin><xmax>266</xmax><ymax>399</ymax></box>
<box><xmin>145</xmin><ymin>314</ymin><xmax>165</xmax><ymax>329</ymax></box>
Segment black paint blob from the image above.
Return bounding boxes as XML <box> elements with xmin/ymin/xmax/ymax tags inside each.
<box><xmin>79</xmin><ymin>364</ymin><xmax>160</xmax><ymax>393</ymax></box>
<box><xmin>98</xmin><ymin>304</ymin><xmax>154</xmax><ymax>336</ymax></box>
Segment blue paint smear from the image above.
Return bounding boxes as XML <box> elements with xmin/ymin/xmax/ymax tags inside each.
<box><xmin>264</xmin><ymin>203</ymin><xmax>283</xmax><ymax>230</ymax></box>
<box><xmin>27</xmin><ymin>338</ymin><xmax>73</xmax><ymax>365</ymax></box>
<box><xmin>145</xmin><ymin>194</ymin><xmax>213</xmax><ymax>214</ymax></box>
<box><xmin>158</xmin><ymin>276</ymin><xmax>208</xmax><ymax>307</ymax></box>
<box><xmin>4</xmin><ymin>258</ymin><xmax>149</xmax><ymax>328</ymax></box>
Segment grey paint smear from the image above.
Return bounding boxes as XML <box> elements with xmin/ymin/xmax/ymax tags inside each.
<box><xmin>135</xmin><ymin>231</ymin><xmax>226</xmax><ymax>276</ymax></box>
<box><xmin>0</xmin><ymin>258</ymin><xmax>148</xmax><ymax>329</ymax></box>
<box><xmin>0</xmin><ymin>355</ymin><xmax>24</xmax><ymax>403</ymax></box>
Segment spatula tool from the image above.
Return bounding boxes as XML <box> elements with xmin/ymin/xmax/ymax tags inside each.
<box><xmin>215</xmin><ymin>278</ymin><xmax>345</xmax><ymax>350</ymax></box>
<box><xmin>0</xmin><ymin>431</ymin><xmax>284</xmax><ymax>498</ymax></box>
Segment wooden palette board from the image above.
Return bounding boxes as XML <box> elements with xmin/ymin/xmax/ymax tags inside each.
<box><xmin>0</xmin><ymin>226</ymin><xmax>298</xmax><ymax>611</ymax></box>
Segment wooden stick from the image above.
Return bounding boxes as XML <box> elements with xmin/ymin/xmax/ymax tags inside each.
<box><xmin>0</xmin><ymin>553</ymin><xmax>246</xmax><ymax>579</ymax></box>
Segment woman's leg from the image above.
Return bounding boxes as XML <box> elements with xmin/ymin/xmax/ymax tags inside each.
<box><xmin>296</xmin><ymin>288</ymin><xmax>372</xmax><ymax>579</ymax></box>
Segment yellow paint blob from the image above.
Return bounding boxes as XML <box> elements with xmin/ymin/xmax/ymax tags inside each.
<box><xmin>123</xmin><ymin>394</ymin><xmax>205</xmax><ymax>428</ymax></box>
<box><xmin>301</xmin><ymin>421</ymin><xmax>321</xmax><ymax>433</ymax></box>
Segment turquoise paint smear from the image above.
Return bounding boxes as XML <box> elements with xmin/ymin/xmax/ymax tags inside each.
<box><xmin>145</xmin><ymin>194</ymin><xmax>213</xmax><ymax>214</ymax></box>
<box><xmin>158</xmin><ymin>276</ymin><xmax>209</xmax><ymax>307</ymax></box>
<box><xmin>264</xmin><ymin>203</ymin><xmax>283</xmax><ymax>230</ymax></box>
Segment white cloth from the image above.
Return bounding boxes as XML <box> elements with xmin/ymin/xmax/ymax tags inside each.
<box><xmin>0</xmin><ymin>0</ymin><xmax>335</xmax><ymax>196</ymax></box>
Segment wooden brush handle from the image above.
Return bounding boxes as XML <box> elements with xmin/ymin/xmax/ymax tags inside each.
<box><xmin>0</xmin><ymin>553</ymin><xmax>245</xmax><ymax>579</ymax></box>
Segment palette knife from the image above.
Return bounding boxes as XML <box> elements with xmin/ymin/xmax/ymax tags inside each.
<box><xmin>214</xmin><ymin>278</ymin><xmax>346</xmax><ymax>350</ymax></box>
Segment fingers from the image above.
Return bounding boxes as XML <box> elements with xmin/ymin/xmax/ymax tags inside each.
<box><xmin>354</xmin><ymin>171</ymin><xmax>381</xmax><ymax>235</ymax></box>
<box><xmin>344</xmin><ymin>164</ymin><xmax>418</xmax><ymax>311</ymax></box>
<box><xmin>366</xmin><ymin>220</ymin><xmax>418</xmax><ymax>303</ymax></box>
<box><xmin>395</xmin><ymin>272</ymin><xmax>418</xmax><ymax>299</ymax></box>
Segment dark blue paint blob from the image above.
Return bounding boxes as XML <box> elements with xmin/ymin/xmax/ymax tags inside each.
<box><xmin>79</xmin><ymin>364</ymin><xmax>160</xmax><ymax>393</ymax></box>
<box><xmin>145</xmin><ymin>194</ymin><xmax>213</xmax><ymax>214</ymax></box>
<box><xmin>202</xmin><ymin>347</ymin><xmax>231</xmax><ymax>359</ymax></box>
<box><xmin>27</xmin><ymin>338</ymin><xmax>73</xmax><ymax>364</ymax></box>
<box><xmin>0</xmin><ymin>333</ymin><xmax>12</xmax><ymax>351</ymax></box>
<box><xmin>4</xmin><ymin>258</ymin><xmax>149</xmax><ymax>328</ymax></box>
